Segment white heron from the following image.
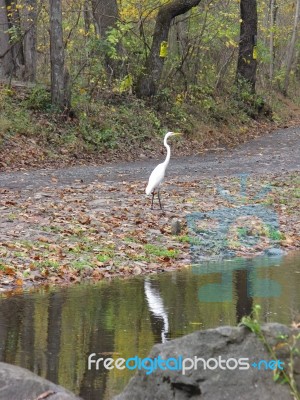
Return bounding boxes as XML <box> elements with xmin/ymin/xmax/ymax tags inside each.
<box><xmin>145</xmin><ymin>131</ymin><xmax>182</xmax><ymax>209</ymax></box>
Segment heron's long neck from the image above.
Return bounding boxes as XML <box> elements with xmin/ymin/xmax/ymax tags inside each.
<box><xmin>163</xmin><ymin>137</ymin><xmax>171</xmax><ymax>166</ymax></box>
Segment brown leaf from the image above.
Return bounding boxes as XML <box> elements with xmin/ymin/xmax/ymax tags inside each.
<box><xmin>4</xmin><ymin>266</ymin><xmax>15</xmax><ymax>275</ymax></box>
<box><xmin>38</xmin><ymin>236</ymin><xmax>50</xmax><ymax>243</ymax></box>
<box><xmin>78</xmin><ymin>212</ymin><xmax>91</xmax><ymax>225</ymax></box>
<box><xmin>15</xmin><ymin>278</ymin><xmax>23</xmax><ymax>286</ymax></box>
<box><xmin>92</xmin><ymin>270</ymin><xmax>104</xmax><ymax>280</ymax></box>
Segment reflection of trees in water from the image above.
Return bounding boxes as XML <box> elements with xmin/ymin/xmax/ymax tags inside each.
<box><xmin>0</xmin><ymin>296</ymin><xmax>26</xmax><ymax>362</ymax></box>
<box><xmin>47</xmin><ymin>292</ymin><xmax>65</xmax><ymax>383</ymax></box>
<box><xmin>144</xmin><ymin>278</ymin><xmax>169</xmax><ymax>343</ymax></box>
<box><xmin>0</xmin><ymin>288</ymin><xmax>114</xmax><ymax>400</ymax></box>
<box><xmin>234</xmin><ymin>269</ymin><xmax>253</xmax><ymax>323</ymax></box>
<box><xmin>197</xmin><ymin>255</ymin><xmax>285</xmax><ymax>324</ymax></box>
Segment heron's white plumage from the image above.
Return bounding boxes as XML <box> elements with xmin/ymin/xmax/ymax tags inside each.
<box><xmin>145</xmin><ymin>132</ymin><xmax>179</xmax><ymax>194</ymax></box>
<box><xmin>145</xmin><ymin>131</ymin><xmax>181</xmax><ymax>209</ymax></box>
<box><xmin>145</xmin><ymin>162</ymin><xmax>166</xmax><ymax>195</ymax></box>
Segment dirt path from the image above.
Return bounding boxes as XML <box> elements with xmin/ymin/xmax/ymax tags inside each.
<box><xmin>1</xmin><ymin>126</ymin><xmax>299</xmax><ymax>192</ymax></box>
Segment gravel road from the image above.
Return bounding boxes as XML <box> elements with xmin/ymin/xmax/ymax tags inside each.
<box><xmin>0</xmin><ymin>126</ymin><xmax>299</xmax><ymax>192</ymax></box>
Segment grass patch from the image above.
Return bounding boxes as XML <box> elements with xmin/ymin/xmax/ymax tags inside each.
<box><xmin>266</xmin><ymin>226</ymin><xmax>285</xmax><ymax>241</ymax></box>
<box><xmin>144</xmin><ymin>244</ymin><xmax>179</xmax><ymax>258</ymax></box>
<box><xmin>72</xmin><ymin>260</ymin><xmax>92</xmax><ymax>270</ymax></box>
<box><xmin>34</xmin><ymin>260</ymin><xmax>60</xmax><ymax>270</ymax></box>
<box><xmin>177</xmin><ymin>235</ymin><xmax>202</xmax><ymax>245</ymax></box>
<box><xmin>96</xmin><ymin>254</ymin><xmax>111</xmax><ymax>263</ymax></box>
<box><xmin>0</xmin><ymin>262</ymin><xmax>6</xmax><ymax>270</ymax></box>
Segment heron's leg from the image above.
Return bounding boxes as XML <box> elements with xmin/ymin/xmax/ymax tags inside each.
<box><xmin>157</xmin><ymin>189</ymin><xmax>163</xmax><ymax>210</ymax></box>
<box><xmin>151</xmin><ymin>191</ymin><xmax>155</xmax><ymax>209</ymax></box>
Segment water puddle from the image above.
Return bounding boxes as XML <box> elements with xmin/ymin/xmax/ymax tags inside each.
<box><xmin>0</xmin><ymin>251</ymin><xmax>299</xmax><ymax>399</ymax></box>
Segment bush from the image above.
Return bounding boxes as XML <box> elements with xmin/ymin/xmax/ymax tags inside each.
<box><xmin>24</xmin><ymin>86</ymin><xmax>52</xmax><ymax>111</ymax></box>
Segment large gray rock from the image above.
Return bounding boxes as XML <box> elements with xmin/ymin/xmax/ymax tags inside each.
<box><xmin>0</xmin><ymin>362</ymin><xmax>81</xmax><ymax>400</ymax></box>
<box><xmin>114</xmin><ymin>323</ymin><xmax>300</xmax><ymax>400</ymax></box>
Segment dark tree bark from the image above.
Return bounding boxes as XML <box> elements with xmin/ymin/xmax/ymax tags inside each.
<box><xmin>282</xmin><ymin>0</ymin><xmax>300</xmax><ymax>95</ymax></box>
<box><xmin>0</xmin><ymin>0</ymin><xmax>37</xmax><ymax>81</ymax></box>
<box><xmin>90</xmin><ymin>0</ymin><xmax>121</xmax><ymax>77</ymax></box>
<box><xmin>0</xmin><ymin>0</ymin><xmax>25</xmax><ymax>79</ymax></box>
<box><xmin>91</xmin><ymin>0</ymin><xmax>118</xmax><ymax>37</ymax></box>
<box><xmin>6</xmin><ymin>0</ymin><xmax>25</xmax><ymax>78</ymax></box>
<box><xmin>235</xmin><ymin>269</ymin><xmax>253</xmax><ymax>323</ymax></box>
<box><xmin>83</xmin><ymin>0</ymin><xmax>93</xmax><ymax>34</ymax></box>
<box><xmin>0</xmin><ymin>0</ymin><xmax>13</xmax><ymax>78</ymax></box>
<box><xmin>49</xmin><ymin>0</ymin><xmax>69</xmax><ymax>109</ymax></box>
<box><xmin>23</xmin><ymin>0</ymin><xmax>37</xmax><ymax>81</ymax></box>
<box><xmin>135</xmin><ymin>0</ymin><xmax>201</xmax><ymax>98</ymax></box>
<box><xmin>236</xmin><ymin>0</ymin><xmax>258</xmax><ymax>92</ymax></box>
<box><xmin>269</xmin><ymin>0</ymin><xmax>278</xmax><ymax>81</ymax></box>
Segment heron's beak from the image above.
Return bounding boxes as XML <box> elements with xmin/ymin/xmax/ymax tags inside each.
<box><xmin>173</xmin><ymin>132</ymin><xmax>182</xmax><ymax>136</ymax></box>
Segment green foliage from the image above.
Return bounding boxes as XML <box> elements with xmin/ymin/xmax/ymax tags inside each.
<box><xmin>72</xmin><ymin>260</ymin><xmax>91</xmax><ymax>270</ymax></box>
<box><xmin>96</xmin><ymin>254</ymin><xmax>111</xmax><ymax>262</ymax></box>
<box><xmin>96</xmin><ymin>247</ymin><xmax>115</xmax><ymax>263</ymax></box>
<box><xmin>106</xmin><ymin>22</ymin><xmax>134</xmax><ymax>61</ymax></box>
<box><xmin>241</xmin><ymin>305</ymin><xmax>300</xmax><ymax>399</ymax></box>
<box><xmin>0</xmin><ymin>91</ymin><xmax>37</xmax><ymax>137</ymax></box>
<box><xmin>233</xmin><ymin>79</ymin><xmax>267</xmax><ymax>119</ymax></box>
<box><xmin>1</xmin><ymin>0</ymin><xmax>300</xmax><ymax>161</ymax></box>
<box><xmin>24</xmin><ymin>87</ymin><xmax>52</xmax><ymax>111</ymax></box>
<box><xmin>240</xmin><ymin>304</ymin><xmax>262</xmax><ymax>335</ymax></box>
<box><xmin>266</xmin><ymin>227</ymin><xmax>285</xmax><ymax>241</ymax></box>
<box><xmin>7</xmin><ymin>26</ymin><xmax>22</xmax><ymax>44</ymax></box>
<box><xmin>73</xmin><ymin>97</ymin><xmax>162</xmax><ymax>151</ymax></box>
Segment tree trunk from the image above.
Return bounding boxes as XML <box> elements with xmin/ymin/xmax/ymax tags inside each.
<box><xmin>168</xmin><ymin>13</ymin><xmax>190</xmax><ymax>90</ymax></box>
<box><xmin>6</xmin><ymin>0</ymin><xmax>25</xmax><ymax>79</ymax></box>
<box><xmin>90</xmin><ymin>0</ymin><xmax>118</xmax><ymax>37</ymax></box>
<box><xmin>90</xmin><ymin>0</ymin><xmax>121</xmax><ymax>77</ymax></box>
<box><xmin>0</xmin><ymin>0</ymin><xmax>37</xmax><ymax>81</ymax></box>
<box><xmin>0</xmin><ymin>0</ymin><xmax>13</xmax><ymax>78</ymax></box>
<box><xmin>135</xmin><ymin>0</ymin><xmax>201</xmax><ymax>98</ymax></box>
<box><xmin>49</xmin><ymin>0</ymin><xmax>69</xmax><ymax>109</ymax></box>
<box><xmin>83</xmin><ymin>0</ymin><xmax>93</xmax><ymax>34</ymax></box>
<box><xmin>236</xmin><ymin>0</ymin><xmax>258</xmax><ymax>92</ymax></box>
<box><xmin>282</xmin><ymin>0</ymin><xmax>300</xmax><ymax>95</ymax></box>
<box><xmin>22</xmin><ymin>0</ymin><xmax>37</xmax><ymax>81</ymax></box>
<box><xmin>269</xmin><ymin>0</ymin><xmax>278</xmax><ymax>81</ymax></box>
<box><xmin>296</xmin><ymin>48</ymin><xmax>300</xmax><ymax>80</ymax></box>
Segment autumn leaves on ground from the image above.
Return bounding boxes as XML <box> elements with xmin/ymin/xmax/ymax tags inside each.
<box><xmin>0</xmin><ymin>170</ymin><xmax>299</xmax><ymax>294</ymax></box>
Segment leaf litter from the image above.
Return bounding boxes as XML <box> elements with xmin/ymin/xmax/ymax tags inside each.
<box><xmin>0</xmin><ymin>172</ymin><xmax>299</xmax><ymax>293</ymax></box>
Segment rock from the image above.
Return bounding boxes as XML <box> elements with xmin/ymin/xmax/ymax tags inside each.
<box><xmin>132</xmin><ymin>266</ymin><xmax>142</xmax><ymax>275</ymax></box>
<box><xmin>80</xmin><ymin>266</ymin><xmax>94</xmax><ymax>277</ymax></box>
<box><xmin>0</xmin><ymin>362</ymin><xmax>81</xmax><ymax>400</ymax></box>
<box><xmin>264</xmin><ymin>248</ymin><xmax>285</xmax><ymax>257</ymax></box>
<box><xmin>171</xmin><ymin>219</ymin><xmax>181</xmax><ymax>235</ymax></box>
<box><xmin>114</xmin><ymin>324</ymin><xmax>300</xmax><ymax>400</ymax></box>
